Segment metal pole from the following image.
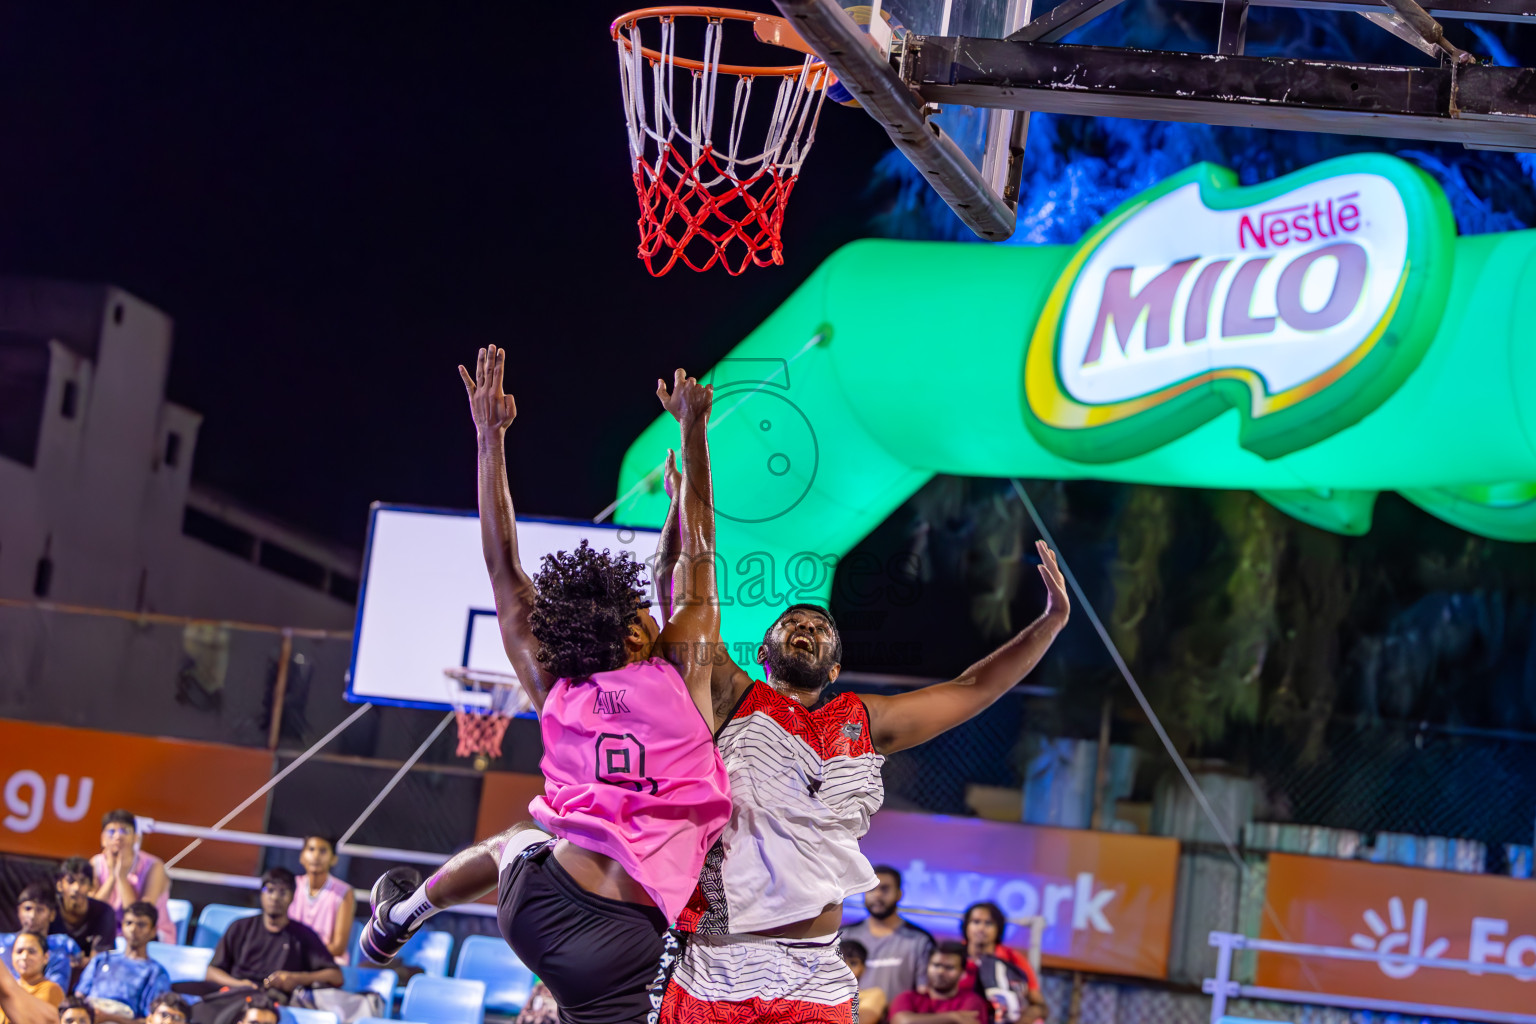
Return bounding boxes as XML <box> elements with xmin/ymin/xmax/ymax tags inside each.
<box><xmin>1210</xmin><ymin>936</ymin><xmax>1234</xmax><ymax>1023</ymax></box>
<box><xmin>267</xmin><ymin>630</ymin><xmax>293</xmax><ymax>750</ymax></box>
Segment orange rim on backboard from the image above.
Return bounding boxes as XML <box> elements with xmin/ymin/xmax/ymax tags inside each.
<box><xmin>610</xmin><ymin>7</ymin><xmax>828</xmax><ymax>78</ymax></box>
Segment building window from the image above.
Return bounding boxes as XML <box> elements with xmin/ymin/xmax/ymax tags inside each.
<box><xmin>60</xmin><ymin>381</ymin><xmax>78</xmax><ymax>420</ymax></box>
<box><xmin>164</xmin><ymin>432</ymin><xmax>181</xmax><ymax>468</ymax></box>
<box><xmin>258</xmin><ymin>541</ymin><xmax>326</xmax><ymax>589</ymax></box>
<box><xmin>0</xmin><ymin>334</ymin><xmax>48</xmax><ymax>466</ymax></box>
<box><xmin>183</xmin><ymin>506</ymin><xmax>256</xmax><ymax>560</ymax></box>
<box><xmin>33</xmin><ymin>557</ymin><xmax>52</xmax><ymax>598</ymax></box>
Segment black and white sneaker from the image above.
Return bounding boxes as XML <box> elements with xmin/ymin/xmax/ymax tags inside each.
<box><xmin>358</xmin><ymin>866</ymin><xmax>424</xmax><ymax>965</ymax></box>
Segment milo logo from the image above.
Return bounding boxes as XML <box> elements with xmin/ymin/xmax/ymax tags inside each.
<box><xmin>1024</xmin><ymin>156</ymin><xmax>1455</xmax><ymax>463</ymax></box>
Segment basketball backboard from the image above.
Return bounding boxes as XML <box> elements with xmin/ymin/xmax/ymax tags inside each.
<box><xmin>839</xmin><ymin>0</ymin><xmax>1034</xmax><ymax>204</ymax></box>
<box><xmin>346</xmin><ymin>504</ymin><xmax>660</xmax><ymax>712</ymax></box>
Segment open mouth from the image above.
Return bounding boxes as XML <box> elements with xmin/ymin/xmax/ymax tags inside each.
<box><xmin>790</xmin><ymin>634</ymin><xmax>814</xmax><ymax>652</ymax></box>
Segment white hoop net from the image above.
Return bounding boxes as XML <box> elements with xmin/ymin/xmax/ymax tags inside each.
<box><xmin>443</xmin><ymin>667</ymin><xmax>533</xmax><ymax>761</ymax></box>
<box><xmin>614</xmin><ymin>10</ymin><xmax>830</xmax><ymax>275</ymax></box>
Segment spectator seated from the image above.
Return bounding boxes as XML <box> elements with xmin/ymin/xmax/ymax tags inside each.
<box><xmin>54</xmin><ymin>859</ymin><xmax>118</xmax><ymax>961</ymax></box>
<box><xmin>187</xmin><ymin>869</ymin><xmax>341</xmax><ymax>1024</ymax></box>
<box><xmin>1</xmin><ymin>883</ymin><xmax>81</xmax><ymax>992</ymax></box>
<box><xmin>76</xmin><ymin>902</ymin><xmax>173</xmax><ymax>1024</ymax></box>
<box><xmin>890</xmin><ymin>942</ymin><xmax>988</xmax><ymax>1024</ymax></box>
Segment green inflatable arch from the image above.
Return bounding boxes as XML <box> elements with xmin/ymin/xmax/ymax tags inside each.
<box><xmin>613</xmin><ymin>155</ymin><xmax>1536</xmax><ymax>655</ymax></box>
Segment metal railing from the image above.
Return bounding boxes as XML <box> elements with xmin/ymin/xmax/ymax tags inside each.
<box><xmin>1206</xmin><ymin>930</ymin><xmax>1536</xmax><ymax>1024</ymax></box>
<box><xmin>142</xmin><ymin>817</ymin><xmax>496</xmax><ymax>917</ymax></box>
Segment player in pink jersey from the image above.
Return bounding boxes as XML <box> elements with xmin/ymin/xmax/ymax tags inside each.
<box><xmin>652</xmin><ymin>511</ymin><xmax>1071</xmax><ymax>1024</ymax></box>
<box><xmin>360</xmin><ymin>349</ymin><xmax>730</xmax><ymax>1024</ymax></box>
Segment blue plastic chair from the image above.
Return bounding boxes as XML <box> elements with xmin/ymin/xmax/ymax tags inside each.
<box><xmin>280</xmin><ymin>1009</ymin><xmax>338</xmax><ymax>1024</ymax></box>
<box><xmin>146</xmin><ymin>942</ymin><xmax>215</xmax><ymax>983</ymax></box>
<box><xmin>453</xmin><ymin>935</ymin><xmax>533</xmax><ymax>1015</ymax></box>
<box><xmin>167</xmin><ymin>899</ymin><xmax>193</xmax><ymax>945</ymax></box>
<box><xmin>350</xmin><ymin>923</ymin><xmax>452</xmax><ymax>977</ymax></box>
<box><xmin>400</xmin><ymin>976</ymin><xmax>485</xmax><ymax>1024</ymax></box>
<box><xmin>342</xmin><ymin>965</ymin><xmax>399</xmax><ymax>1006</ymax></box>
<box><xmin>400</xmin><ymin>930</ymin><xmax>454</xmax><ymax>978</ymax></box>
<box><xmin>193</xmin><ymin>904</ymin><xmax>260</xmax><ymax>949</ymax></box>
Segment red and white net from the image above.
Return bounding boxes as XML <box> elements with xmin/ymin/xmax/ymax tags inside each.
<box><xmin>614</xmin><ymin>11</ymin><xmax>830</xmax><ymax>276</ymax></box>
<box><xmin>444</xmin><ymin>668</ymin><xmax>532</xmax><ymax>761</ymax></box>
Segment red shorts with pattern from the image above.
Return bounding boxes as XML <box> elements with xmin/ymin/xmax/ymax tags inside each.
<box><xmin>659</xmin><ymin>933</ymin><xmax>857</xmax><ymax>1024</ymax></box>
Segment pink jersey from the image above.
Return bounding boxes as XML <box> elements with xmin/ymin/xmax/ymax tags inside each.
<box><xmin>91</xmin><ymin>850</ymin><xmax>175</xmax><ymax>944</ymax></box>
<box><xmin>530</xmin><ymin>657</ymin><xmax>731</xmax><ymax>925</ymax></box>
<box><xmin>291</xmin><ymin>873</ymin><xmax>353</xmax><ymax>964</ymax></box>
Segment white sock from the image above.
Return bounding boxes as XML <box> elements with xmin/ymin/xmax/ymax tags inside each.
<box><xmin>387</xmin><ymin>883</ymin><xmax>442</xmax><ymax>928</ymax></box>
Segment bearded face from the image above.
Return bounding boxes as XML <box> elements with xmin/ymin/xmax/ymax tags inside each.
<box><xmin>760</xmin><ymin>609</ymin><xmax>840</xmax><ymax>690</ymax></box>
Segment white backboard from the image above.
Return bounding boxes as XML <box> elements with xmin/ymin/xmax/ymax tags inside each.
<box><xmin>346</xmin><ymin>505</ymin><xmax>661</xmax><ymax>711</ymax></box>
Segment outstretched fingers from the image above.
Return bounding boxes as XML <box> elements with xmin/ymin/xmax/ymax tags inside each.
<box><xmin>491</xmin><ymin>345</ymin><xmax>505</xmax><ymax>395</ymax></box>
<box><xmin>458</xmin><ymin>364</ymin><xmax>475</xmax><ymax>392</ymax></box>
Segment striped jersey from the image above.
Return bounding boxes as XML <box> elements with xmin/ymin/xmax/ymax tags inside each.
<box><xmin>679</xmin><ymin>680</ymin><xmax>884</xmax><ymax>935</ymax></box>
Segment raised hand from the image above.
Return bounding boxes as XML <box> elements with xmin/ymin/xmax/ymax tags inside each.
<box><xmin>1036</xmin><ymin>540</ymin><xmax>1070</xmax><ymax>623</ymax></box>
<box><xmin>459</xmin><ymin>345</ymin><xmax>518</xmax><ymax>439</ymax></box>
<box><xmin>656</xmin><ymin>368</ymin><xmax>712</xmax><ymax>426</ymax></box>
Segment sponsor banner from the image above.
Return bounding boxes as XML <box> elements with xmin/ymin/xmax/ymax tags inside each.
<box><xmin>1259</xmin><ymin>852</ymin><xmax>1536</xmax><ymax>1014</ymax></box>
<box><xmin>1025</xmin><ymin>153</ymin><xmax>1455</xmax><ymax>463</ymax></box>
<box><xmin>861</xmin><ymin>810</ymin><xmax>1179</xmax><ymax>979</ymax></box>
<box><xmin>1</xmin><ymin>719</ymin><xmax>270</xmax><ymax>874</ymax></box>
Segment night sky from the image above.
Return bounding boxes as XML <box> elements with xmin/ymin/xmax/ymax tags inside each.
<box><xmin>0</xmin><ymin>2</ymin><xmax>895</xmax><ymax>550</ymax></box>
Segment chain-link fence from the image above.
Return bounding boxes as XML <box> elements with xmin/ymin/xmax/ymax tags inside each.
<box><xmin>1253</xmin><ymin>718</ymin><xmax>1536</xmax><ymax>854</ymax></box>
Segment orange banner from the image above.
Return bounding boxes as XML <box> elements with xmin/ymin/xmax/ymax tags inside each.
<box><xmin>1259</xmin><ymin>852</ymin><xmax>1536</xmax><ymax>1015</ymax></box>
<box><xmin>1</xmin><ymin>719</ymin><xmax>271</xmax><ymax>874</ymax></box>
<box><xmin>861</xmin><ymin>811</ymin><xmax>1180</xmax><ymax>979</ymax></box>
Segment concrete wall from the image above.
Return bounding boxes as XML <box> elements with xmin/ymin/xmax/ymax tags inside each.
<box><xmin>0</xmin><ymin>278</ymin><xmax>356</xmax><ymax>630</ymax></box>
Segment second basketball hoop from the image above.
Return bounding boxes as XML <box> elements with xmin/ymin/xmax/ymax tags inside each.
<box><xmin>612</xmin><ymin>7</ymin><xmax>830</xmax><ymax>276</ymax></box>
<box><xmin>444</xmin><ymin>666</ymin><xmax>533</xmax><ymax>770</ymax></box>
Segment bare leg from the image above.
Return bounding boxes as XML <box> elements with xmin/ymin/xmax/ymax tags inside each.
<box><xmin>425</xmin><ymin>821</ymin><xmax>536</xmax><ymax>905</ymax></box>
<box><xmin>387</xmin><ymin>822</ymin><xmax>543</xmax><ymax>925</ymax></box>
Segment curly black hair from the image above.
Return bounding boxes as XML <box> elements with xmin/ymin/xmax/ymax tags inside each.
<box><xmin>530</xmin><ymin>539</ymin><xmax>649</xmax><ymax>679</ymax></box>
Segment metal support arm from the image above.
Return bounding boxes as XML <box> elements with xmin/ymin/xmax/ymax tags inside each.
<box><xmin>772</xmin><ymin>0</ymin><xmax>1017</xmax><ymax>241</ymax></box>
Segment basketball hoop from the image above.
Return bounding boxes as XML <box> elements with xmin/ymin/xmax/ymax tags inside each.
<box><xmin>443</xmin><ymin>667</ymin><xmax>533</xmax><ymax>769</ymax></box>
<box><xmin>612</xmin><ymin>7</ymin><xmax>831</xmax><ymax>275</ymax></box>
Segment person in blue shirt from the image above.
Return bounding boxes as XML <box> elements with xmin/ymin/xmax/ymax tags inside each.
<box><xmin>1</xmin><ymin>885</ymin><xmax>80</xmax><ymax>993</ymax></box>
<box><xmin>74</xmin><ymin>904</ymin><xmax>169</xmax><ymax>1024</ymax></box>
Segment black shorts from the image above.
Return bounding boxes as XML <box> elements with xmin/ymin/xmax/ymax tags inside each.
<box><xmin>498</xmin><ymin>839</ymin><xmax>670</xmax><ymax>1024</ymax></box>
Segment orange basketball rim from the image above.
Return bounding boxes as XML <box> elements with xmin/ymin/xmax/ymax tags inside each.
<box><xmin>611</xmin><ymin>7</ymin><xmax>832</xmax><ymax>276</ymax></box>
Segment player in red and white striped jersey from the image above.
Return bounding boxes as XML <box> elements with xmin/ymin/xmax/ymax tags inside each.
<box><xmin>650</xmin><ymin>486</ymin><xmax>1070</xmax><ymax>1024</ymax></box>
